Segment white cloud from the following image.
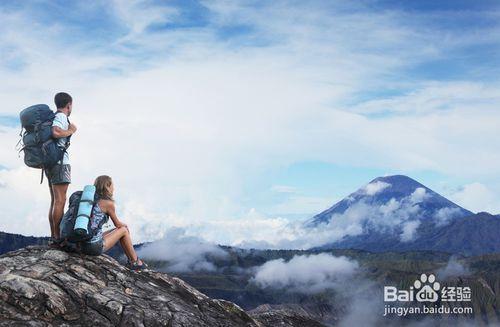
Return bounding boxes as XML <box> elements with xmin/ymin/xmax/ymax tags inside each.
<box><xmin>339</xmin><ymin>286</ymin><xmax>382</xmax><ymax>327</ymax></box>
<box><xmin>111</xmin><ymin>0</ymin><xmax>177</xmax><ymax>41</ymax></box>
<box><xmin>436</xmin><ymin>257</ymin><xmax>471</xmax><ymax>279</ymax></box>
<box><xmin>266</xmin><ymin>195</ymin><xmax>334</xmax><ymax>217</ymax></box>
<box><xmin>379</xmin><ymin>198</ymin><xmax>400</xmax><ymax>215</ymax></box>
<box><xmin>110</xmin><ymin>187</ymin><xmax>465</xmax><ymax>249</ymax></box>
<box><xmin>400</xmin><ymin>220</ymin><xmax>421</xmax><ymax>242</ymax></box>
<box><xmin>0</xmin><ymin>167</ymin><xmax>53</xmax><ymax>236</ymax></box>
<box><xmin>410</xmin><ymin>187</ymin><xmax>429</xmax><ymax>204</ymax></box>
<box><xmin>433</xmin><ymin>207</ymin><xmax>463</xmax><ymax>227</ymax></box>
<box><xmin>270</xmin><ymin>185</ymin><xmax>297</xmax><ymax>194</ymax></box>
<box><xmin>136</xmin><ymin>228</ymin><xmax>228</xmax><ymax>272</ymax></box>
<box><xmin>351</xmin><ymin>82</ymin><xmax>500</xmax><ymax>116</ymax></box>
<box><xmin>449</xmin><ymin>183</ymin><xmax>500</xmax><ymax>214</ymax></box>
<box><xmin>251</xmin><ymin>253</ymin><xmax>359</xmax><ymax>293</ymax></box>
<box><xmin>363</xmin><ymin>181</ymin><xmax>391</xmax><ymax>196</ymax></box>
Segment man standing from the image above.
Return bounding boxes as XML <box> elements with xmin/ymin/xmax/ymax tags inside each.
<box><xmin>47</xmin><ymin>92</ymin><xmax>77</xmax><ymax>246</ymax></box>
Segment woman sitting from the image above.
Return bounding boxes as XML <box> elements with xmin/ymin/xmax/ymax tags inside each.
<box><xmin>79</xmin><ymin>175</ymin><xmax>147</xmax><ymax>270</ymax></box>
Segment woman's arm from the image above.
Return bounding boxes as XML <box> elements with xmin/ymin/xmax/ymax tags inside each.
<box><xmin>103</xmin><ymin>200</ymin><xmax>127</xmax><ymax>229</ymax></box>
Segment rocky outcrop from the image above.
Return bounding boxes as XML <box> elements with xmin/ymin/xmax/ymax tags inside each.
<box><xmin>249</xmin><ymin>304</ymin><xmax>327</xmax><ymax>327</ymax></box>
<box><xmin>0</xmin><ymin>246</ymin><xmax>262</xmax><ymax>326</ymax></box>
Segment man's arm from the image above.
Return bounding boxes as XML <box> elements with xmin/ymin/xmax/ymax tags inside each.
<box><xmin>52</xmin><ymin>123</ymin><xmax>77</xmax><ymax>138</ymax></box>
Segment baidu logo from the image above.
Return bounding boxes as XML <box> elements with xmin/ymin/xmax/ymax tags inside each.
<box><xmin>383</xmin><ymin>273</ymin><xmax>473</xmax><ymax>317</ymax></box>
<box><xmin>414</xmin><ymin>273</ymin><xmax>440</xmax><ymax>302</ymax></box>
<box><xmin>384</xmin><ymin>273</ymin><xmax>471</xmax><ymax>303</ymax></box>
<box><xmin>384</xmin><ymin>273</ymin><xmax>440</xmax><ymax>303</ymax></box>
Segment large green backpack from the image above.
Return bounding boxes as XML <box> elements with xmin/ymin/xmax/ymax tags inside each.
<box><xmin>18</xmin><ymin>104</ymin><xmax>70</xmax><ymax>183</ymax></box>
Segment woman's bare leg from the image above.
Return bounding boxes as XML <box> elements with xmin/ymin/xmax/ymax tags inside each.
<box><xmin>102</xmin><ymin>228</ymin><xmax>126</xmax><ymax>251</ymax></box>
<box><xmin>103</xmin><ymin>227</ymin><xmax>139</xmax><ymax>263</ymax></box>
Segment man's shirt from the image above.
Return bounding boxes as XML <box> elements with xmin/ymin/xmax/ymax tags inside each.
<box><xmin>52</xmin><ymin>112</ymin><xmax>70</xmax><ymax>165</ymax></box>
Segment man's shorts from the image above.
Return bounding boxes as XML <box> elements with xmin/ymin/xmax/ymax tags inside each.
<box><xmin>45</xmin><ymin>164</ymin><xmax>71</xmax><ymax>184</ymax></box>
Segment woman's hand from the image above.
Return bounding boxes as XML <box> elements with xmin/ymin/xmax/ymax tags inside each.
<box><xmin>115</xmin><ymin>221</ymin><xmax>128</xmax><ymax>229</ymax></box>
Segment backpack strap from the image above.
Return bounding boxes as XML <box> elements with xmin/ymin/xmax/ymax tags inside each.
<box><xmin>65</xmin><ymin>115</ymin><xmax>72</xmax><ymax>149</ymax></box>
<box><xmin>15</xmin><ymin>126</ymin><xmax>23</xmax><ymax>151</ymax></box>
<box><xmin>54</xmin><ymin>110</ymin><xmax>72</xmax><ymax>165</ymax></box>
<box><xmin>15</xmin><ymin>138</ymin><xmax>23</xmax><ymax>151</ymax></box>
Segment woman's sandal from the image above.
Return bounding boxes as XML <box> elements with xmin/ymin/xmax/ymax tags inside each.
<box><xmin>127</xmin><ymin>258</ymin><xmax>148</xmax><ymax>271</ymax></box>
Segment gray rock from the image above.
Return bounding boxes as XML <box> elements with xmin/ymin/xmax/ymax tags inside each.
<box><xmin>0</xmin><ymin>246</ymin><xmax>261</xmax><ymax>326</ymax></box>
<box><xmin>249</xmin><ymin>304</ymin><xmax>327</xmax><ymax>327</ymax></box>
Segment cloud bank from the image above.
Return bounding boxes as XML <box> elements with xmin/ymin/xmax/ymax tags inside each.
<box><xmin>450</xmin><ymin>183</ymin><xmax>500</xmax><ymax>214</ymax></box>
<box><xmin>437</xmin><ymin>257</ymin><xmax>471</xmax><ymax>279</ymax></box>
<box><xmin>251</xmin><ymin>253</ymin><xmax>359</xmax><ymax>293</ymax></box>
<box><xmin>0</xmin><ymin>1</ymin><xmax>499</xmax><ymax>244</ymax></box>
<box><xmin>136</xmin><ymin>228</ymin><xmax>228</xmax><ymax>272</ymax></box>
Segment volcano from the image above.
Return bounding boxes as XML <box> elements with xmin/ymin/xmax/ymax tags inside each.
<box><xmin>306</xmin><ymin>175</ymin><xmax>500</xmax><ymax>255</ymax></box>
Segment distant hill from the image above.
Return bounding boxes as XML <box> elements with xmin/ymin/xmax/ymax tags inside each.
<box><xmin>0</xmin><ymin>231</ymin><xmax>48</xmax><ymax>254</ymax></box>
<box><xmin>409</xmin><ymin>211</ymin><xmax>500</xmax><ymax>256</ymax></box>
<box><xmin>149</xmin><ymin>245</ymin><xmax>499</xmax><ymax>326</ymax></box>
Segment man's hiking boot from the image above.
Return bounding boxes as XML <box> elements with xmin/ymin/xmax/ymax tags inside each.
<box><xmin>48</xmin><ymin>238</ymin><xmax>63</xmax><ymax>249</ymax></box>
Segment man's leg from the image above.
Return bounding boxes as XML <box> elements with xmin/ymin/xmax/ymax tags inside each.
<box><xmin>51</xmin><ymin>183</ymin><xmax>69</xmax><ymax>239</ymax></box>
<box><xmin>48</xmin><ymin>182</ymin><xmax>55</xmax><ymax>238</ymax></box>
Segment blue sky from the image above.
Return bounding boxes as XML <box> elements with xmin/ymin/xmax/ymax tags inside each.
<box><xmin>0</xmin><ymin>0</ymin><xmax>499</xmax><ymax>244</ymax></box>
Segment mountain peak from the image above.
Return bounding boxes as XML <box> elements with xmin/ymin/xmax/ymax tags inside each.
<box><xmin>0</xmin><ymin>246</ymin><xmax>308</xmax><ymax>326</ymax></box>
<box><xmin>371</xmin><ymin>174</ymin><xmax>422</xmax><ymax>186</ymax></box>
<box><xmin>307</xmin><ymin>175</ymin><xmax>472</xmax><ymax>235</ymax></box>
<box><xmin>363</xmin><ymin>175</ymin><xmax>428</xmax><ymax>197</ymax></box>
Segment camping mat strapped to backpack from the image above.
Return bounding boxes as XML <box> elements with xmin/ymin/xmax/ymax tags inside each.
<box><xmin>59</xmin><ymin>186</ymin><xmax>108</xmax><ymax>253</ymax></box>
